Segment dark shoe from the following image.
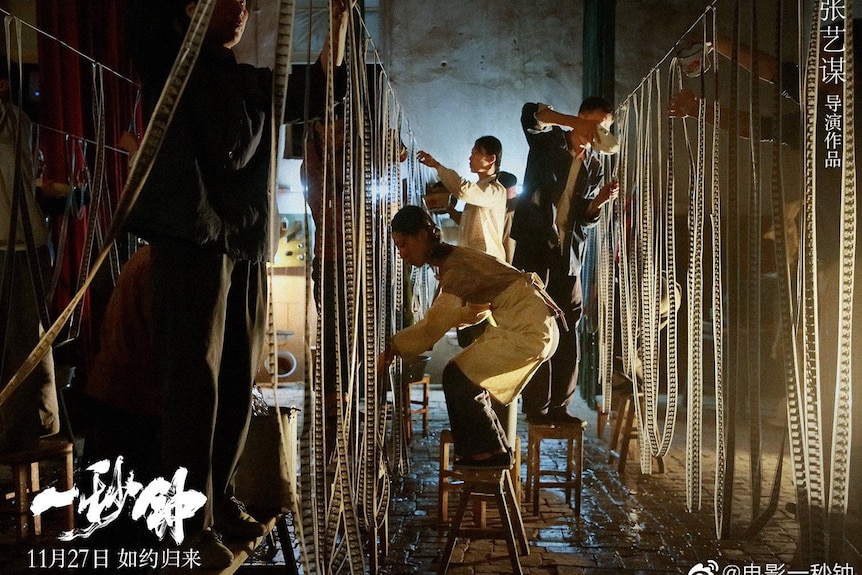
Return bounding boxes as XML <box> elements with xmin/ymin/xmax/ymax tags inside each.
<box><xmin>214</xmin><ymin>496</ymin><xmax>268</xmax><ymax>542</ymax></box>
<box><xmin>454</xmin><ymin>451</ymin><xmax>514</xmax><ymax>470</ymax></box>
<box><xmin>547</xmin><ymin>408</ymin><xmax>586</xmax><ymax>427</ymax></box>
<box><xmin>525</xmin><ymin>412</ymin><xmax>550</xmax><ymax>425</ymax></box>
<box><xmin>182</xmin><ymin>529</ymin><xmax>234</xmax><ymax>570</ymax></box>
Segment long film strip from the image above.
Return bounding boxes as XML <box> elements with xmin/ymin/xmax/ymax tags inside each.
<box><xmin>604</xmin><ymin>0</ymin><xmax>857</xmax><ymax>564</ymax></box>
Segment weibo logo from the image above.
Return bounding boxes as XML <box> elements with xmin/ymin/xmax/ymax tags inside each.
<box><xmin>687</xmin><ymin>560</ymin><xmax>720</xmax><ymax>575</ymax></box>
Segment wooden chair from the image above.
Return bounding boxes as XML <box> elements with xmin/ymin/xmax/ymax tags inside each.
<box><xmin>606</xmin><ymin>372</ymin><xmax>665</xmax><ymax>474</ymax></box>
<box><xmin>402</xmin><ymin>374</ymin><xmax>430</xmax><ymax>442</ymax></box>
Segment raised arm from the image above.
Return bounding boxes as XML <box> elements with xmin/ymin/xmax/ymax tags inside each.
<box><xmin>534</xmin><ymin>105</ymin><xmax>599</xmax><ymax>150</ymax></box>
<box><xmin>283</xmin><ymin>0</ymin><xmax>352</xmax><ymax>124</ymax></box>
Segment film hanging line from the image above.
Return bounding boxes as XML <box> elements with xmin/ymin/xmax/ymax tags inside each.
<box><xmin>703</xmin><ymin>0</ymin><xmax>732</xmax><ymax>538</ymax></box>
<box><xmin>636</xmin><ymin>73</ymin><xmax>660</xmax><ymax>474</ymax></box>
<box><xmin>261</xmin><ymin>1</ymin><xmax>309</xmax><ymax>573</ymax></box>
<box><xmin>684</xmin><ymin>13</ymin><xmax>710</xmax><ymax>512</ymax></box>
<box><xmin>759</xmin><ymin>0</ymin><xmax>807</xmax><ymax>557</ymax></box>
<box><xmin>825</xmin><ymin>0</ymin><xmax>856</xmax><ymax>562</ymax></box>
<box><xmin>798</xmin><ymin>0</ymin><xmax>828</xmax><ymax>561</ymax></box>
<box><xmin>66</xmin><ymin>63</ymin><xmax>116</xmax><ymax>345</ymax></box>
<box><xmin>660</xmin><ymin>63</ymin><xmax>681</xmax><ymax>462</ymax></box>
<box><xmin>745</xmin><ymin>0</ymin><xmax>765</xmax><ymax>524</ymax></box>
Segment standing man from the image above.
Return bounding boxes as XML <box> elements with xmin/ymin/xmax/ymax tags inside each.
<box><xmin>511</xmin><ymin>98</ymin><xmax>619</xmax><ymax>425</ymax></box>
<box><xmin>124</xmin><ymin>0</ymin><xmax>349</xmax><ymax>566</ymax></box>
<box><xmin>419</xmin><ymin>136</ymin><xmax>508</xmax><ymax>347</ymax></box>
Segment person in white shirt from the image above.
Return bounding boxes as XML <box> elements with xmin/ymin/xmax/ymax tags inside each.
<box><xmin>417</xmin><ymin>135</ymin><xmax>507</xmax><ymax>262</ymax></box>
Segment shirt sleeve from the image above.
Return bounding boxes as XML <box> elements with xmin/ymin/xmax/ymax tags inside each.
<box><xmin>521</xmin><ymin>102</ymin><xmax>555</xmax><ymax>134</ymax></box>
<box><xmin>437</xmin><ymin>166</ymin><xmax>507</xmax><ymax>208</ymax></box>
<box><xmin>391</xmin><ymin>292</ymin><xmax>489</xmax><ymax>358</ymax></box>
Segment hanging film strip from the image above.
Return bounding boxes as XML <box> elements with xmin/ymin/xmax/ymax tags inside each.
<box><xmin>0</xmin><ymin>0</ymin><xmax>217</xmax><ymax>408</ymax></box>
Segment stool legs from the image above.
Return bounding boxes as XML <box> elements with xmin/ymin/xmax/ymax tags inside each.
<box><xmin>13</xmin><ymin>463</ymin><xmax>31</xmax><ymax>538</ymax></box>
<box><xmin>573</xmin><ymin>431</ymin><xmax>583</xmax><ymax>513</ymax></box>
<box><xmin>421</xmin><ymin>378</ymin><xmax>430</xmax><ymax>436</ymax></box>
<box><xmin>526</xmin><ymin>423</ymin><xmax>585</xmax><ymax>516</ymax></box>
<box><xmin>62</xmin><ymin>449</ymin><xmax>74</xmax><ymax>531</ymax></box>
<box><xmin>438</xmin><ymin>469</ymin><xmax>526</xmax><ymax>575</ymax></box>
<box><xmin>492</xmin><ymin>484</ymin><xmax>523</xmax><ymax>575</ymax></box>
<box><xmin>503</xmin><ymin>469</ymin><xmax>529</xmax><ymax>555</ymax></box>
<box><xmin>403</xmin><ymin>374</ymin><xmax>430</xmax><ymax>442</ymax></box>
<box><xmin>1</xmin><ymin>439</ymin><xmax>76</xmax><ymax>539</ymax></box>
<box><xmin>607</xmin><ymin>391</ymin><xmax>665</xmax><ymax>474</ymax></box>
<box><xmin>439</xmin><ymin>480</ymin><xmax>474</xmax><ymax>574</ymax></box>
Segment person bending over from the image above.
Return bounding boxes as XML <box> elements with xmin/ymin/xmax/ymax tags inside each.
<box><xmin>381</xmin><ymin>205</ymin><xmax>559</xmax><ymax>467</ymax></box>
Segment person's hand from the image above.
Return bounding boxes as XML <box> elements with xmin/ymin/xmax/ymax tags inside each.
<box><xmin>332</xmin><ymin>0</ymin><xmax>354</xmax><ymax>20</ymax></box>
<box><xmin>326</xmin><ymin>0</ymin><xmax>354</xmax><ymax>67</ymax></box>
<box><xmin>587</xmin><ymin>180</ymin><xmax>619</xmax><ymax>218</ymax></box>
<box><xmin>668</xmin><ymin>88</ymin><xmax>699</xmax><ymax>118</ymax></box>
<box><xmin>598</xmin><ymin>180</ymin><xmax>620</xmax><ymax>205</ymax></box>
<box><xmin>565</xmin><ymin>121</ymin><xmax>600</xmax><ymax>154</ymax></box>
<box><xmin>377</xmin><ymin>345</ymin><xmax>396</xmax><ymax>378</ymax></box>
<box><xmin>417</xmin><ymin>150</ymin><xmax>440</xmax><ymax>169</ymax></box>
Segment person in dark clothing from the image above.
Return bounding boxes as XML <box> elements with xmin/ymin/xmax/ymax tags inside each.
<box><xmin>123</xmin><ymin>0</ymin><xmax>349</xmax><ymax>567</ymax></box>
<box><xmin>510</xmin><ymin>99</ymin><xmax>619</xmax><ymax>425</ymax></box>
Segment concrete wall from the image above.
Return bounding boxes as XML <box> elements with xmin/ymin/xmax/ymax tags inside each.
<box><xmin>382</xmin><ymin>0</ymin><xmax>711</xmax><ymax>182</ymax></box>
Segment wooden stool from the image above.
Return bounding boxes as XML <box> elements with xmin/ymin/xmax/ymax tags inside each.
<box><xmin>525</xmin><ymin>419</ymin><xmax>586</xmax><ymax>516</ymax></box>
<box><xmin>438</xmin><ymin>430</ymin><xmax>462</xmax><ymax>524</ymax></box>
<box><xmin>0</xmin><ymin>438</ymin><xmax>74</xmax><ymax>538</ymax></box>
<box><xmin>402</xmin><ymin>374</ymin><xmax>430</xmax><ymax>442</ymax></box>
<box><xmin>438</xmin><ymin>465</ymin><xmax>528</xmax><ymax>575</ymax></box>
<box><xmin>438</xmin><ymin>430</ymin><xmax>521</xmax><ymax>527</ymax></box>
<box><xmin>606</xmin><ymin>378</ymin><xmax>665</xmax><ymax>474</ymax></box>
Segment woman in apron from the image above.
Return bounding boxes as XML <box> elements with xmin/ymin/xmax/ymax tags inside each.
<box><xmin>382</xmin><ymin>205</ymin><xmax>560</xmax><ymax>467</ymax></box>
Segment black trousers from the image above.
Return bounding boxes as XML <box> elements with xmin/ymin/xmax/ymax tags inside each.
<box><xmin>521</xmin><ymin>262</ymin><xmax>582</xmax><ymax>415</ymax></box>
<box><xmin>441</xmin><ymin>362</ymin><xmax>509</xmax><ymax>458</ymax></box>
<box><xmin>151</xmin><ymin>240</ymin><xmax>266</xmax><ymax>534</ymax></box>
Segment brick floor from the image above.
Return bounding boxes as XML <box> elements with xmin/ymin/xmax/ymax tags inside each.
<box><xmin>380</xmin><ymin>385</ymin><xmax>862</xmax><ymax>575</ymax></box>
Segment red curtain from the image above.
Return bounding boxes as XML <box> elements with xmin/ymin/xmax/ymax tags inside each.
<box><xmin>35</xmin><ymin>0</ymin><xmax>137</xmax><ymax>374</ymax></box>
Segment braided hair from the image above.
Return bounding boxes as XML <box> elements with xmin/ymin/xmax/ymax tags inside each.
<box><xmin>474</xmin><ymin>135</ymin><xmax>502</xmax><ymax>175</ymax></box>
<box><xmin>390</xmin><ymin>205</ymin><xmax>452</xmax><ymax>260</ymax></box>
